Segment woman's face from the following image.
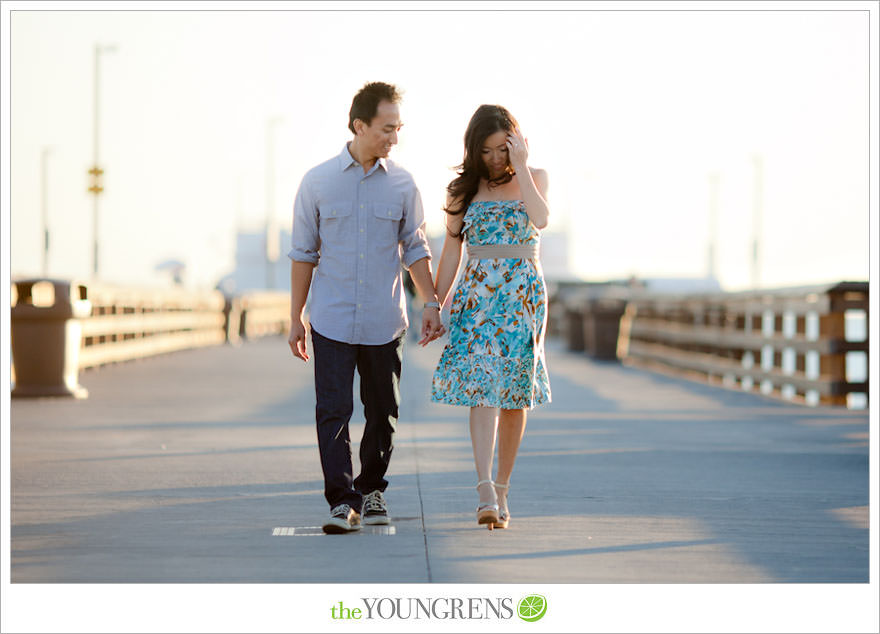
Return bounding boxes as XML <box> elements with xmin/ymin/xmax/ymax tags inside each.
<box><xmin>480</xmin><ymin>129</ymin><xmax>510</xmax><ymax>178</ymax></box>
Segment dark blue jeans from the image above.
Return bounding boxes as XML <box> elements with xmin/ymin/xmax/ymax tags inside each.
<box><xmin>311</xmin><ymin>326</ymin><xmax>404</xmax><ymax>512</ymax></box>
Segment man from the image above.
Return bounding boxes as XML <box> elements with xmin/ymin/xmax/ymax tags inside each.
<box><xmin>287</xmin><ymin>82</ymin><xmax>445</xmax><ymax>534</ymax></box>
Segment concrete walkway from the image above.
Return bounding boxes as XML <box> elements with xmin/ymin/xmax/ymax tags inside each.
<box><xmin>9</xmin><ymin>334</ymin><xmax>870</xmax><ymax>583</ymax></box>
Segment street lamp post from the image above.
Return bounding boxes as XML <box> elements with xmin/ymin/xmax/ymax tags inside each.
<box><xmin>751</xmin><ymin>154</ymin><xmax>764</xmax><ymax>290</ymax></box>
<box><xmin>89</xmin><ymin>43</ymin><xmax>116</xmax><ymax>279</ymax></box>
<box><xmin>265</xmin><ymin>116</ymin><xmax>283</xmax><ymax>289</ymax></box>
<box><xmin>41</xmin><ymin>147</ymin><xmax>52</xmax><ymax>277</ymax></box>
<box><xmin>707</xmin><ymin>171</ymin><xmax>719</xmax><ymax>283</ymax></box>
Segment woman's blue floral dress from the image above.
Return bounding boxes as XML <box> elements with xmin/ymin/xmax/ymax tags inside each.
<box><xmin>431</xmin><ymin>200</ymin><xmax>551</xmax><ymax>409</ymax></box>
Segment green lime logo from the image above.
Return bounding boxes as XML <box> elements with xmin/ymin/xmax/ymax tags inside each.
<box><xmin>517</xmin><ymin>594</ymin><xmax>547</xmax><ymax>622</ymax></box>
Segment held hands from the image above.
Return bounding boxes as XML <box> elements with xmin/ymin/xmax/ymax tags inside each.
<box><xmin>506</xmin><ymin>127</ymin><xmax>528</xmax><ymax>171</ymax></box>
<box><xmin>288</xmin><ymin>310</ymin><xmax>442</xmax><ymax>356</ymax></box>
<box><xmin>419</xmin><ymin>307</ymin><xmax>446</xmax><ymax>346</ymax></box>
<box><xmin>288</xmin><ymin>317</ymin><xmax>310</xmax><ymax>362</ymax></box>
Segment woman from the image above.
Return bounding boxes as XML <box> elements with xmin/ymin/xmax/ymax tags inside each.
<box><xmin>431</xmin><ymin>104</ymin><xmax>551</xmax><ymax>530</ymax></box>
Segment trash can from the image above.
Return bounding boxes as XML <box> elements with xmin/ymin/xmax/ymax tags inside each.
<box><xmin>11</xmin><ymin>279</ymin><xmax>92</xmax><ymax>398</ymax></box>
<box><xmin>563</xmin><ymin>294</ymin><xmax>588</xmax><ymax>352</ymax></box>
<box><xmin>584</xmin><ymin>297</ymin><xmax>627</xmax><ymax>361</ymax></box>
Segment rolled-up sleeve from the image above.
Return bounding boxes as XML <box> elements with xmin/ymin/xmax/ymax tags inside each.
<box><xmin>398</xmin><ymin>183</ymin><xmax>431</xmax><ymax>269</ymax></box>
<box><xmin>288</xmin><ymin>176</ymin><xmax>320</xmax><ymax>264</ymax></box>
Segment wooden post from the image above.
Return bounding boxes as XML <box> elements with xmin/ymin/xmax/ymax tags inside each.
<box><xmin>819</xmin><ymin>311</ymin><xmax>848</xmax><ymax>405</ymax></box>
<box><xmin>819</xmin><ymin>313</ymin><xmax>846</xmax><ymax>340</ymax></box>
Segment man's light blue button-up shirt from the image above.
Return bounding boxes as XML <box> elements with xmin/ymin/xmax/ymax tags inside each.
<box><xmin>288</xmin><ymin>144</ymin><xmax>431</xmax><ymax>345</ymax></box>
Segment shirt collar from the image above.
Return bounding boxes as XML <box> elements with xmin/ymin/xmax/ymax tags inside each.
<box><xmin>339</xmin><ymin>143</ymin><xmax>388</xmax><ymax>174</ymax></box>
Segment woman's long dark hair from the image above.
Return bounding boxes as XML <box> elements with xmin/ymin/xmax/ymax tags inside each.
<box><xmin>444</xmin><ymin>105</ymin><xmax>520</xmax><ymax>231</ymax></box>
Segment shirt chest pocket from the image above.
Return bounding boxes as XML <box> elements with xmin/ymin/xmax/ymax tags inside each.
<box><xmin>318</xmin><ymin>202</ymin><xmax>353</xmax><ymax>242</ymax></box>
<box><xmin>371</xmin><ymin>202</ymin><xmax>403</xmax><ymax>245</ymax></box>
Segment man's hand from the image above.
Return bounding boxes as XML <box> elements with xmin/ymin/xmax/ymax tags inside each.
<box><xmin>419</xmin><ymin>307</ymin><xmax>446</xmax><ymax>346</ymax></box>
<box><xmin>288</xmin><ymin>317</ymin><xmax>310</xmax><ymax>361</ymax></box>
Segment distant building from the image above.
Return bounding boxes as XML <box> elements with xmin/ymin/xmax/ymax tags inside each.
<box><xmin>538</xmin><ymin>231</ymin><xmax>571</xmax><ymax>281</ymax></box>
<box><xmin>637</xmin><ymin>276</ymin><xmax>722</xmax><ymax>294</ymax></box>
<box><xmin>217</xmin><ymin>229</ymin><xmax>291</xmax><ymax>295</ymax></box>
<box><xmin>219</xmin><ymin>227</ymin><xmax>574</xmax><ymax>295</ymax></box>
<box><xmin>426</xmin><ymin>229</ymin><xmax>572</xmax><ymax>282</ymax></box>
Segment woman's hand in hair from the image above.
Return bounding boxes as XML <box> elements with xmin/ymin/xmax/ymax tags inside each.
<box><xmin>506</xmin><ymin>127</ymin><xmax>529</xmax><ymax>171</ymax></box>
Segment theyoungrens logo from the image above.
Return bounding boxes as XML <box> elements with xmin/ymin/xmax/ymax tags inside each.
<box><xmin>329</xmin><ymin>595</ymin><xmax>547</xmax><ymax>622</ymax></box>
<box><xmin>517</xmin><ymin>594</ymin><xmax>547</xmax><ymax>622</ymax></box>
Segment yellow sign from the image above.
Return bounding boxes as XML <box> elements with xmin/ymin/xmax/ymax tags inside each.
<box><xmin>88</xmin><ymin>166</ymin><xmax>104</xmax><ymax>194</ymax></box>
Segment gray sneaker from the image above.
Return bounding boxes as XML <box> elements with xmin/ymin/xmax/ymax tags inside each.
<box><xmin>322</xmin><ymin>504</ymin><xmax>361</xmax><ymax>534</ymax></box>
<box><xmin>362</xmin><ymin>490</ymin><xmax>390</xmax><ymax>525</ymax></box>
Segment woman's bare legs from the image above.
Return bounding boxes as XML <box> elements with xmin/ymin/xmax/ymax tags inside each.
<box><xmin>470</xmin><ymin>406</ymin><xmax>499</xmax><ymax>509</ymax></box>
<box><xmin>495</xmin><ymin>408</ymin><xmax>527</xmax><ymax>519</ymax></box>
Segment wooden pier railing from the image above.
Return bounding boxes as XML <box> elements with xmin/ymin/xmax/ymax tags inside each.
<box><xmin>237</xmin><ymin>291</ymin><xmax>291</xmax><ymax>340</ymax></box>
<box><xmin>12</xmin><ymin>277</ymin><xmax>868</xmax><ymax>408</ymax></box>
<box><xmin>77</xmin><ymin>283</ymin><xmax>228</xmax><ymax>368</ymax></box>
<box><xmin>549</xmin><ymin>281</ymin><xmax>869</xmax><ymax>408</ymax></box>
<box><xmin>10</xmin><ymin>279</ymin><xmax>290</xmax><ymax>397</ymax></box>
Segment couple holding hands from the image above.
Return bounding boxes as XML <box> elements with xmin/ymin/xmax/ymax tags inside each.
<box><xmin>288</xmin><ymin>82</ymin><xmax>551</xmax><ymax>534</ymax></box>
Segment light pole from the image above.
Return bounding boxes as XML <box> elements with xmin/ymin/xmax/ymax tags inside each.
<box><xmin>41</xmin><ymin>146</ymin><xmax>52</xmax><ymax>277</ymax></box>
<box><xmin>265</xmin><ymin>116</ymin><xmax>283</xmax><ymax>289</ymax></box>
<box><xmin>707</xmin><ymin>171</ymin><xmax>719</xmax><ymax>283</ymax></box>
<box><xmin>89</xmin><ymin>43</ymin><xmax>117</xmax><ymax>279</ymax></box>
<box><xmin>751</xmin><ymin>154</ymin><xmax>764</xmax><ymax>289</ymax></box>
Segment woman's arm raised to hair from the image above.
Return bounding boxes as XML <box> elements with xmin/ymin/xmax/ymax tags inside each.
<box><xmin>506</xmin><ymin>127</ymin><xmax>549</xmax><ymax>229</ymax></box>
<box><xmin>518</xmin><ymin>167</ymin><xmax>549</xmax><ymax>229</ymax></box>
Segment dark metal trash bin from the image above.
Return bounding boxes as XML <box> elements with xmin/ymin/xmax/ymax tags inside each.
<box><xmin>584</xmin><ymin>297</ymin><xmax>627</xmax><ymax>360</ymax></box>
<box><xmin>11</xmin><ymin>279</ymin><xmax>91</xmax><ymax>398</ymax></box>
<box><xmin>564</xmin><ymin>303</ymin><xmax>587</xmax><ymax>352</ymax></box>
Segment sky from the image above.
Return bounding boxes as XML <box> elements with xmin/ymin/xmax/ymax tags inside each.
<box><xmin>1</xmin><ymin>3</ymin><xmax>879</xmax><ymax>633</ymax></box>
<box><xmin>3</xmin><ymin>4</ymin><xmax>873</xmax><ymax>292</ymax></box>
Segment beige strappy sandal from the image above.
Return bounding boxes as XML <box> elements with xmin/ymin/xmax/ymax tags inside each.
<box><xmin>476</xmin><ymin>479</ymin><xmax>499</xmax><ymax>529</ymax></box>
<box><xmin>493</xmin><ymin>481</ymin><xmax>510</xmax><ymax>529</ymax></box>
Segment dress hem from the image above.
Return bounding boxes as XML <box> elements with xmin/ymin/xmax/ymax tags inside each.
<box><xmin>430</xmin><ymin>394</ymin><xmax>552</xmax><ymax>411</ymax></box>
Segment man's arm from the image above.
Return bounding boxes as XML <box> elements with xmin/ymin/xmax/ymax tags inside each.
<box><xmin>288</xmin><ymin>260</ymin><xmax>315</xmax><ymax>361</ymax></box>
<box><xmin>408</xmin><ymin>257</ymin><xmax>446</xmax><ymax>346</ymax></box>
<box><xmin>287</xmin><ymin>175</ymin><xmax>320</xmax><ymax>362</ymax></box>
<box><xmin>397</xmin><ymin>180</ymin><xmax>445</xmax><ymax>346</ymax></box>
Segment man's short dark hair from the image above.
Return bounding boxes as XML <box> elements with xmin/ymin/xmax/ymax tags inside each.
<box><xmin>348</xmin><ymin>82</ymin><xmax>403</xmax><ymax>133</ymax></box>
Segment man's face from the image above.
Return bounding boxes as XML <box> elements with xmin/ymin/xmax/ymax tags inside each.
<box><xmin>357</xmin><ymin>100</ymin><xmax>401</xmax><ymax>160</ymax></box>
